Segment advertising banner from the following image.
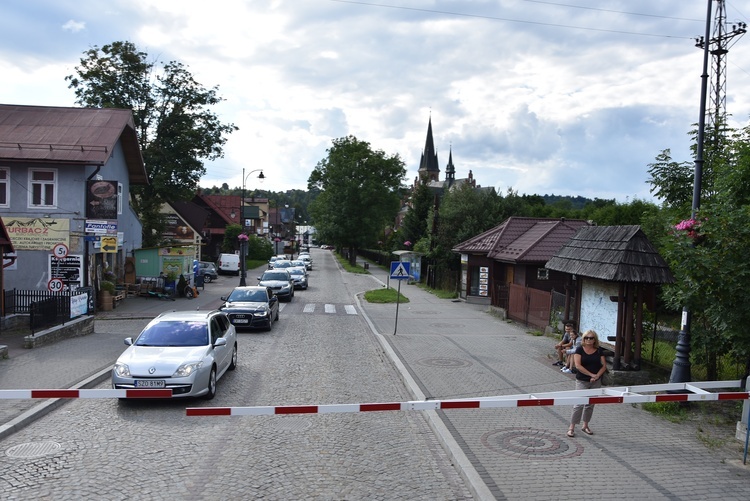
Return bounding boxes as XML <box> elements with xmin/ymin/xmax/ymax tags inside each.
<box><xmin>86</xmin><ymin>180</ymin><xmax>118</xmax><ymax>220</ymax></box>
<box><xmin>2</xmin><ymin>217</ymin><xmax>70</xmax><ymax>250</ymax></box>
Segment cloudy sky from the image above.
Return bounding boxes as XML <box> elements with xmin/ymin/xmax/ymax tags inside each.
<box><xmin>2</xmin><ymin>1</ymin><xmax>750</xmax><ymax>202</ymax></box>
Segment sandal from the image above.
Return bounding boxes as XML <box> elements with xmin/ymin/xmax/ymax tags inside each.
<box><xmin>582</xmin><ymin>427</ymin><xmax>593</xmax><ymax>435</ymax></box>
<box><xmin>566</xmin><ymin>430</ymin><xmax>575</xmax><ymax>438</ymax></box>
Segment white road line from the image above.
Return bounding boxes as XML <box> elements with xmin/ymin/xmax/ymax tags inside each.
<box><xmin>303</xmin><ymin>303</ymin><xmax>315</xmax><ymax>313</ymax></box>
<box><xmin>324</xmin><ymin>304</ymin><xmax>336</xmax><ymax>314</ymax></box>
<box><xmin>344</xmin><ymin>305</ymin><xmax>357</xmax><ymax>315</ymax></box>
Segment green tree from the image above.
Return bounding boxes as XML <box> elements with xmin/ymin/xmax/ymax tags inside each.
<box><xmin>649</xmin><ymin>121</ymin><xmax>750</xmax><ymax>376</ymax></box>
<box><xmin>308</xmin><ymin>136</ymin><xmax>405</xmax><ymax>264</ymax></box>
<box><xmin>66</xmin><ymin>41</ymin><xmax>237</xmax><ymax>247</ymax></box>
<box><xmin>401</xmin><ymin>181</ymin><xmax>433</xmax><ymax>247</ymax></box>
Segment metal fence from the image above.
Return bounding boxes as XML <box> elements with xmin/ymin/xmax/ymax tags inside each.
<box><xmin>4</xmin><ymin>289</ymin><xmax>90</xmax><ymax>334</ymax></box>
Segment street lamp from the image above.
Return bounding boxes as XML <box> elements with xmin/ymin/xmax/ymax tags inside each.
<box><xmin>239</xmin><ymin>168</ymin><xmax>265</xmax><ymax>287</ymax></box>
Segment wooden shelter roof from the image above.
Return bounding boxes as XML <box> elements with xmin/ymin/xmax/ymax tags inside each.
<box><xmin>545</xmin><ymin>225</ymin><xmax>674</xmax><ymax>284</ymax></box>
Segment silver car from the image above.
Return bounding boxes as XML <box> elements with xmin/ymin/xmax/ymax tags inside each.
<box><xmin>112</xmin><ymin>310</ymin><xmax>237</xmax><ymax>399</ymax></box>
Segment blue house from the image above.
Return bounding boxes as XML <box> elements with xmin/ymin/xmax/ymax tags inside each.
<box><xmin>0</xmin><ymin>104</ymin><xmax>148</xmax><ymax>291</ymax></box>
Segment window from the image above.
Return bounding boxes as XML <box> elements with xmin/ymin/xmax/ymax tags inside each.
<box><xmin>117</xmin><ymin>183</ymin><xmax>123</xmax><ymax>215</ymax></box>
<box><xmin>0</xmin><ymin>169</ymin><xmax>8</xmax><ymax>207</ymax></box>
<box><xmin>29</xmin><ymin>169</ymin><xmax>56</xmax><ymax>208</ymax></box>
<box><xmin>537</xmin><ymin>268</ymin><xmax>549</xmax><ymax>280</ymax></box>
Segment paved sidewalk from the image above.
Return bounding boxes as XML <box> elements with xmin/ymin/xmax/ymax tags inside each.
<box><xmin>357</xmin><ymin>265</ymin><xmax>750</xmax><ymax>500</ymax></box>
<box><xmin>1</xmin><ymin>260</ymin><xmax>748</xmax><ymax>500</ymax></box>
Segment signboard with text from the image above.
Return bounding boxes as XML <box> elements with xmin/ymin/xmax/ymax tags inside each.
<box><xmin>49</xmin><ymin>254</ymin><xmax>84</xmax><ymax>290</ymax></box>
<box><xmin>85</xmin><ymin>220</ymin><xmax>118</xmax><ymax>235</ymax></box>
<box><xmin>2</xmin><ymin>217</ymin><xmax>70</xmax><ymax>250</ymax></box>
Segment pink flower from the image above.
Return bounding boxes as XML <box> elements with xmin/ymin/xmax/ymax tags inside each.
<box><xmin>404</xmin><ymin>240</ymin><xmax>412</xmax><ymax>247</ymax></box>
<box><xmin>237</xmin><ymin>233</ymin><xmax>249</xmax><ymax>241</ymax></box>
<box><xmin>675</xmin><ymin>219</ymin><xmax>698</xmax><ymax>231</ymax></box>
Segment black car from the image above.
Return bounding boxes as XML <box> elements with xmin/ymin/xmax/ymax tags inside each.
<box><xmin>257</xmin><ymin>269</ymin><xmax>294</xmax><ymax>302</ymax></box>
<box><xmin>220</xmin><ymin>286</ymin><xmax>279</xmax><ymax>331</ymax></box>
<box><xmin>198</xmin><ymin>261</ymin><xmax>219</xmax><ymax>283</ymax></box>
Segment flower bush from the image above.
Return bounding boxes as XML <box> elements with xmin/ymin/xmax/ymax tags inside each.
<box><xmin>674</xmin><ymin>218</ymin><xmax>703</xmax><ymax>242</ymax></box>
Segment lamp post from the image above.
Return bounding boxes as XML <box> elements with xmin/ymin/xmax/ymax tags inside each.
<box><xmin>239</xmin><ymin>169</ymin><xmax>265</xmax><ymax>286</ymax></box>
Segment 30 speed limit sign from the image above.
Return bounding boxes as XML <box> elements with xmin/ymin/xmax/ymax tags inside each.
<box><xmin>48</xmin><ymin>278</ymin><xmax>64</xmax><ymax>292</ymax></box>
<box><xmin>52</xmin><ymin>243</ymin><xmax>69</xmax><ymax>259</ymax></box>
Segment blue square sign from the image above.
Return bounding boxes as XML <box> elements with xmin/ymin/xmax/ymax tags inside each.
<box><xmin>390</xmin><ymin>261</ymin><xmax>411</xmax><ymax>280</ymax></box>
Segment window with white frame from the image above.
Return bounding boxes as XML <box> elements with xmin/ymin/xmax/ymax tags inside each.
<box><xmin>29</xmin><ymin>169</ymin><xmax>56</xmax><ymax>208</ymax></box>
<box><xmin>0</xmin><ymin>168</ymin><xmax>8</xmax><ymax>207</ymax></box>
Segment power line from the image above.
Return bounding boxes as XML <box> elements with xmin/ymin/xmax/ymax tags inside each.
<box><xmin>329</xmin><ymin>0</ymin><xmax>695</xmax><ymax>40</ymax></box>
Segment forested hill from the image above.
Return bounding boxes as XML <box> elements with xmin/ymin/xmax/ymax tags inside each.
<box><xmin>541</xmin><ymin>194</ymin><xmax>593</xmax><ymax>210</ymax></box>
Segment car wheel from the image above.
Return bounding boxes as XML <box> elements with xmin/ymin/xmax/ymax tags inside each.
<box><xmin>275</xmin><ymin>308</ymin><xmax>279</xmax><ymax>321</ymax></box>
<box><xmin>229</xmin><ymin>345</ymin><xmax>237</xmax><ymax>370</ymax></box>
<box><xmin>204</xmin><ymin>275</ymin><xmax>213</xmax><ymax>283</ymax></box>
<box><xmin>204</xmin><ymin>367</ymin><xmax>217</xmax><ymax>400</ymax></box>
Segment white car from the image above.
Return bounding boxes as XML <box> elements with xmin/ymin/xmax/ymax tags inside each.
<box><xmin>297</xmin><ymin>255</ymin><xmax>312</xmax><ymax>270</ymax></box>
<box><xmin>112</xmin><ymin>310</ymin><xmax>237</xmax><ymax>399</ymax></box>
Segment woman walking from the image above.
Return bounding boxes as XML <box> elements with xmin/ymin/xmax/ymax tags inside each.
<box><xmin>566</xmin><ymin>330</ymin><xmax>606</xmax><ymax>437</ymax></box>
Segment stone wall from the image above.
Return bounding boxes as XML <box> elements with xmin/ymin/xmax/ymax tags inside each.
<box><xmin>23</xmin><ymin>316</ymin><xmax>95</xmax><ymax>349</ymax></box>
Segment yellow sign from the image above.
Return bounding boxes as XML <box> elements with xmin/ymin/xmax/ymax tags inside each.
<box><xmin>101</xmin><ymin>236</ymin><xmax>118</xmax><ymax>253</ymax></box>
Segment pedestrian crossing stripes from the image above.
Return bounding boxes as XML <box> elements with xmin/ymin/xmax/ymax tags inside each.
<box><xmin>291</xmin><ymin>303</ymin><xmax>358</xmax><ymax>315</ymax></box>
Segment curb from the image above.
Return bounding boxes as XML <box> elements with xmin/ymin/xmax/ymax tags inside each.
<box><xmin>0</xmin><ymin>364</ymin><xmax>113</xmax><ymax>441</ymax></box>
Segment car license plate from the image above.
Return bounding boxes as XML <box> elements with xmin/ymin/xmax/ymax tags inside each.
<box><xmin>234</xmin><ymin>319</ymin><xmax>249</xmax><ymax>324</ymax></box>
<box><xmin>134</xmin><ymin>380</ymin><xmax>165</xmax><ymax>388</ymax></box>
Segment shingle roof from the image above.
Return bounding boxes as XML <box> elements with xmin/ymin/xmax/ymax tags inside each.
<box><xmin>545</xmin><ymin>225</ymin><xmax>674</xmax><ymax>284</ymax></box>
<box><xmin>453</xmin><ymin>217</ymin><xmax>590</xmax><ymax>263</ymax></box>
<box><xmin>0</xmin><ymin>104</ymin><xmax>148</xmax><ymax>184</ymax></box>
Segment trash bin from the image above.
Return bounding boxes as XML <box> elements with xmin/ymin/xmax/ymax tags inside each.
<box><xmin>364</xmin><ymin>262</ymin><xmax>369</xmax><ymax>270</ymax></box>
<box><xmin>195</xmin><ymin>274</ymin><xmax>205</xmax><ymax>289</ymax></box>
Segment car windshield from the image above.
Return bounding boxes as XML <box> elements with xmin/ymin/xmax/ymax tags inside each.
<box><xmin>134</xmin><ymin>321</ymin><xmax>209</xmax><ymax>347</ymax></box>
<box><xmin>273</xmin><ymin>261</ymin><xmax>291</xmax><ymax>268</ymax></box>
<box><xmin>262</xmin><ymin>272</ymin><xmax>288</xmax><ymax>281</ymax></box>
<box><xmin>227</xmin><ymin>289</ymin><xmax>267</xmax><ymax>302</ymax></box>
<box><xmin>289</xmin><ymin>269</ymin><xmax>303</xmax><ymax>276</ymax></box>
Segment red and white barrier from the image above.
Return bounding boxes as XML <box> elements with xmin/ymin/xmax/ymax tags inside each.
<box><xmin>0</xmin><ymin>389</ymin><xmax>172</xmax><ymax>399</ymax></box>
<box><xmin>186</xmin><ymin>380</ymin><xmax>748</xmax><ymax>417</ymax></box>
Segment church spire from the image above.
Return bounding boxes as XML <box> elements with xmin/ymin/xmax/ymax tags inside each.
<box><xmin>445</xmin><ymin>146</ymin><xmax>455</xmax><ymax>187</ymax></box>
<box><xmin>418</xmin><ymin>116</ymin><xmax>440</xmax><ymax>183</ymax></box>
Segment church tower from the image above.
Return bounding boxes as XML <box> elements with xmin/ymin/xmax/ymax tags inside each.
<box><xmin>445</xmin><ymin>147</ymin><xmax>456</xmax><ymax>188</ymax></box>
<box><xmin>418</xmin><ymin>117</ymin><xmax>440</xmax><ymax>183</ymax></box>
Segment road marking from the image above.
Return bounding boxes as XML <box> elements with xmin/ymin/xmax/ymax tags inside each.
<box><xmin>324</xmin><ymin>304</ymin><xmax>336</xmax><ymax>314</ymax></box>
<box><xmin>303</xmin><ymin>303</ymin><xmax>315</xmax><ymax>313</ymax></box>
<box><xmin>299</xmin><ymin>303</ymin><xmax>358</xmax><ymax>315</ymax></box>
<box><xmin>344</xmin><ymin>305</ymin><xmax>357</xmax><ymax>315</ymax></box>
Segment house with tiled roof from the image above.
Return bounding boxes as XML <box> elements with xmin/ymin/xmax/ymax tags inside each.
<box><xmin>452</xmin><ymin>217</ymin><xmax>590</xmax><ymax>328</ymax></box>
<box><xmin>0</xmin><ymin>104</ymin><xmax>147</xmax><ymax>293</ymax></box>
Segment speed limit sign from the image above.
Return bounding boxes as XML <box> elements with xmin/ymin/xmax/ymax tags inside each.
<box><xmin>48</xmin><ymin>278</ymin><xmax>64</xmax><ymax>292</ymax></box>
<box><xmin>52</xmin><ymin>243</ymin><xmax>69</xmax><ymax>259</ymax></box>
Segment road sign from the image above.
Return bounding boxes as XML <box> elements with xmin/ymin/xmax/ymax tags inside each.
<box><xmin>390</xmin><ymin>261</ymin><xmax>410</xmax><ymax>280</ymax></box>
<box><xmin>101</xmin><ymin>236</ymin><xmax>117</xmax><ymax>253</ymax></box>
<box><xmin>85</xmin><ymin>220</ymin><xmax>118</xmax><ymax>235</ymax></box>
<box><xmin>47</xmin><ymin>278</ymin><xmax>64</xmax><ymax>293</ymax></box>
<box><xmin>52</xmin><ymin>243</ymin><xmax>68</xmax><ymax>259</ymax></box>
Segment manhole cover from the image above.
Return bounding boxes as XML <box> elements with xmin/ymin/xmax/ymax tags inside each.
<box><xmin>6</xmin><ymin>441</ymin><xmax>62</xmax><ymax>459</ymax></box>
<box><xmin>481</xmin><ymin>428</ymin><xmax>583</xmax><ymax>460</ymax></box>
<box><xmin>417</xmin><ymin>357</ymin><xmax>472</xmax><ymax>368</ymax></box>
<box><xmin>268</xmin><ymin>418</ymin><xmax>312</xmax><ymax>432</ymax></box>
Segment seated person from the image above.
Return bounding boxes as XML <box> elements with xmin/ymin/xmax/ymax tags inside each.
<box><xmin>553</xmin><ymin>322</ymin><xmax>576</xmax><ymax>366</ymax></box>
<box><xmin>561</xmin><ymin>330</ymin><xmax>581</xmax><ymax>373</ymax></box>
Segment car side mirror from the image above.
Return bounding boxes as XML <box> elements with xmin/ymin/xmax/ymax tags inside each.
<box><xmin>124</xmin><ymin>337</ymin><xmax>133</xmax><ymax>346</ymax></box>
<box><xmin>214</xmin><ymin>338</ymin><xmax>227</xmax><ymax>347</ymax></box>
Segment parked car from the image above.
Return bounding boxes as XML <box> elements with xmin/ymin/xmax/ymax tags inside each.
<box><xmin>220</xmin><ymin>286</ymin><xmax>279</xmax><ymax>331</ymax></box>
<box><xmin>288</xmin><ymin>267</ymin><xmax>308</xmax><ymax>290</ymax></box>
<box><xmin>217</xmin><ymin>253</ymin><xmax>240</xmax><ymax>275</ymax></box>
<box><xmin>111</xmin><ymin>310</ymin><xmax>237</xmax><ymax>399</ymax></box>
<box><xmin>198</xmin><ymin>261</ymin><xmax>218</xmax><ymax>282</ymax></box>
<box><xmin>257</xmin><ymin>269</ymin><xmax>294</xmax><ymax>302</ymax></box>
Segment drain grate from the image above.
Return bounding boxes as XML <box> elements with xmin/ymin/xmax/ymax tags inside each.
<box><xmin>6</xmin><ymin>441</ymin><xmax>62</xmax><ymax>459</ymax></box>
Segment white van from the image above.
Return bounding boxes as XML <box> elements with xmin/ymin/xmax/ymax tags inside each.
<box><xmin>217</xmin><ymin>253</ymin><xmax>240</xmax><ymax>275</ymax></box>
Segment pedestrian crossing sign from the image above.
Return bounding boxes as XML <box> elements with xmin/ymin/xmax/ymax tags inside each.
<box><xmin>390</xmin><ymin>261</ymin><xmax>410</xmax><ymax>280</ymax></box>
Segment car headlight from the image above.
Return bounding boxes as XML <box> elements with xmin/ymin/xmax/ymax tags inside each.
<box><xmin>113</xmin><ymin>363</ymin><xmax>131</xmax><ymax>377</ymax></box>
<box><xmin>174</xmin><ymin>361</ymin><xmax>204</xmax><ymax>377</ymax></box>
<box><xmin>255</xmin><ymin>310</ymin><xmax>269</xmax><ymax>317</ymax></box>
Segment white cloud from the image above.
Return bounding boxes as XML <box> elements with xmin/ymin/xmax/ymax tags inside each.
<box><xmin>2</xmin><ymin>0</ymin><xmax>749</xmax><ymax>203</ymax></box>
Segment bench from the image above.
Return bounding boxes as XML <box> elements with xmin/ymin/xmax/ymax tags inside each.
<box><xmin>112</xmin><ymin>292</ymin><xmax>126</xmax><ymax>308</ymax></box>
